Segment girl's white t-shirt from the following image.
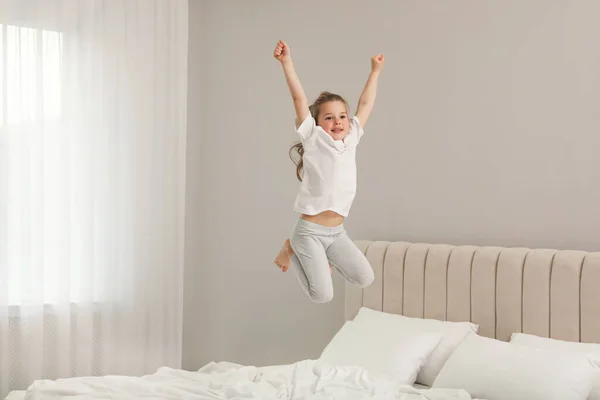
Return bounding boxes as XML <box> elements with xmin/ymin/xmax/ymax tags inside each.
<box><xmin>292</xmin><ymin>114</ymin><xmax>364</xmax><ymax>217</ymax></box>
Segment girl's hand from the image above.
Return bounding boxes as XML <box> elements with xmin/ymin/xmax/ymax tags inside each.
<box><xmin>371</xmin><ymin>54</ymin><xmax>385</xmax><ymax>72</ymax></box>
<box><xmin>273</xmin><ymin>40</ymin><xmax>291</xmax><ymax>63</ymax></box>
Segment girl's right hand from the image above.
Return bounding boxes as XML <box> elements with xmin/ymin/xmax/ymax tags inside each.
<box><xmin>273</xmin><ymin>40</ymin><xmax>290</xmax><ymax>63</ymax></box>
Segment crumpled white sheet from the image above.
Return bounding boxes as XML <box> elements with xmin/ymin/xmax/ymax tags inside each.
<box><xmin>21</xmin><ymin>359</ymin><xmax>474</xmax><ymax>400</ymax></box>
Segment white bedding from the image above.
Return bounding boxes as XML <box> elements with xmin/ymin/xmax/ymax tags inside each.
<box><xmin>4</xmin><ymin>391</ymin><xmax>25</xmax><ymax>400</ymax></box>
<box><xmin>10</xmin><ymin>360</ymin><xmax>475</xmax><ymax>400</ymax></box>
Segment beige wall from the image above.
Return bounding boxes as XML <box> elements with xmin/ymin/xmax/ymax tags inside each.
<box><xmin>183</xmin><ymin>0</ymin><xmax>600</xmax><ymax>370</ymax></box>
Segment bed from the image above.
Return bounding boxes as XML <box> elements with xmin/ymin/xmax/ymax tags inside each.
<box><xmin>339</xmin><ymin>240</ymin><xmax>600</xmax><ymax>400</ymax></box>
<box><xmin>6</xmin><ymin>240</ymin><xmax>600</xmax><ymax>400</ymax></box>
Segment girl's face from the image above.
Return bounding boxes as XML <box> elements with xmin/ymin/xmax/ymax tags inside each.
<box><xmin>317</xmin><ymin>101</ymin><xmax>350</xmax><ymax>141</ymax></box>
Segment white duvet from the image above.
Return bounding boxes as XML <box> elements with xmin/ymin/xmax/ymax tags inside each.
<box><xmin>20</xmin><ymin>360</ymin><xmax>474</xmax><ymax>400</ymax></box>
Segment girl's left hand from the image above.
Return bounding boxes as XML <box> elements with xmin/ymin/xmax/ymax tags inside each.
<box><xmin>371</xmin><ymin>54</ymin><xmax>385</xmax><ymax>72</ymax></box>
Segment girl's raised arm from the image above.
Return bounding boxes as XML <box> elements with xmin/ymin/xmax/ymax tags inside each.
<box><xmin>355</xmin><ymin>54</ymin><xmax>385</xmax><ymax>127</ymax></box>
<box><xmin>274</xmin><ymin>40</ymin><xmax>310</xmax><ymax>126</ymax></box>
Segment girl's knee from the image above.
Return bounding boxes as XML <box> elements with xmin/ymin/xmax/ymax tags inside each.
<box><xmin>356</xmin><ymin>267</ymin><xmax>374</xmax><ymax>288</ymax></box>
<box><xmin>309</xmin><ymin>287</ymin><xmax>334</xmax><ymax>303</ymax></box>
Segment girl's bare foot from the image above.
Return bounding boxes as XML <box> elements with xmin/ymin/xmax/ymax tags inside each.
<box><xmin>329</xmin><ymin>264</ymin><xmax>333</xmax><ymax>275</ymax></box>
<box><xmin>274</xmin><ymin>239</ymin><xmax>294</xmax><ymax>272</ymax></box>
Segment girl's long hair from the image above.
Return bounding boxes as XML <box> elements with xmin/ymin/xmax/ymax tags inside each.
<box><xmin>289</xmin><ymin>91</ymin><xmax>349</xmax><ymax>181</ymax></box>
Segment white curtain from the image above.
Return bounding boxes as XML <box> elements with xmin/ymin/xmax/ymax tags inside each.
<box><xmin>0</xmin><ymin>0</ymin><xmax>188</xmax><ymax>397</ymax></box>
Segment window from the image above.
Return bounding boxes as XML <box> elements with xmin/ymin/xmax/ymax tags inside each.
<box><xmin>1</xmin><ymin>24</ymin><xmax>65</xmax><ymax>305</ymax></box>
<box><xmin>1</xmin><ymin>24</ymin><xmax>62</xmax><ymax>127</ymax></box>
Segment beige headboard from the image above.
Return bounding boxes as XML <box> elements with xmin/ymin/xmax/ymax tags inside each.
<box><xmin>346</xmin><ymin>240</ymin><xmax>600</xmax><ymax>343</ymax></box>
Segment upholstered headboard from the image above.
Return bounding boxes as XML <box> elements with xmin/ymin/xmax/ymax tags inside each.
<box><xmin>346</xmin><ymin>241</ymin><xmax>600</xmax><ymax>343</ymax></box>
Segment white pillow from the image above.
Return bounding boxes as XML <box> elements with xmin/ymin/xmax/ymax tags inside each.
<box><xmin>510</xmin><ymin>333</ymin><xmax>600</xmax><ymax>400</ymax></box>
<box><xmin>351</xmin><ymin>307</ymin><xmax>478</xmax><ymax>386</ymax></box>
<box><xmin>432</xmin><ymin>333</ymin><xmax>599</xmax><ymax>400</ymax></box>
<box><xmin>319</xmin><ymin>320</ymin><xmax>442</xmax><ymax>384</ymax></box>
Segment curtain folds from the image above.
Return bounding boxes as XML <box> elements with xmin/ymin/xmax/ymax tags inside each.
<box><xmin>0</xmin><ymin>0</ymin><xmax>188</xmax><ymax>397</ymax></box>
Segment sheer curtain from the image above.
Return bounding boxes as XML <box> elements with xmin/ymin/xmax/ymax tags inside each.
<box><xmin>0</xmin><ymin>0</ymin><xmax>188</xmax><ymax>397</ymax></box>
